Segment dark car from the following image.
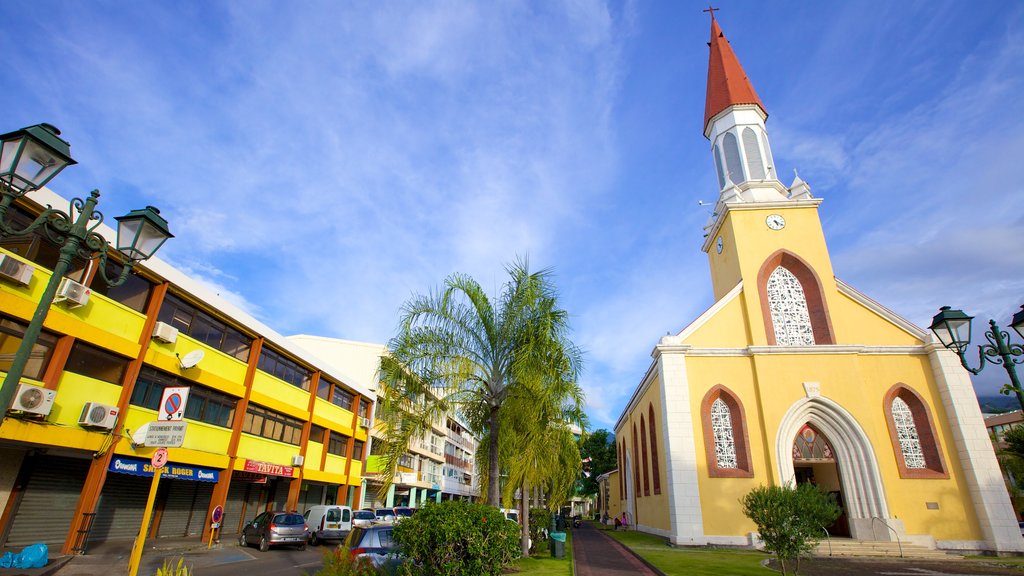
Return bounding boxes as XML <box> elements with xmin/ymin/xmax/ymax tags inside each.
<box><xmin>239</xmin><ymin>510</ymin><xmax>308</xmax><ymax>552</ymax></box>
<box><xmin>341</xmin><ymin>525</ymin><xmax>403</xmax><ymax>569</ymax></box>
<box><xmin>392</xmin><ymin>506</ymin><xmax>415</xmax><ymax>522</ymax></box>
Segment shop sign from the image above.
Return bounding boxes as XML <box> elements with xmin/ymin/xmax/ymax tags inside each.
<box><xmin>233</xmin><ymin>471</ymin><xmax>268</xmax><ymax>483</ymax></box>
<box><xmin>243</xmin><ymin>459</ymin><xmax>294</xmax><ymax>477</ymax></box>
<box><xmin>109</xmin><ymin>456</ymin><xmax>219</xmax><ymax>482</ymax></box>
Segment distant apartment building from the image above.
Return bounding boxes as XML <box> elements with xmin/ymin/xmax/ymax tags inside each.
<box><xmin>984</xmin><ymin>410</ymin><xmax>1024</xmax><ymax>520</ymax></box>
<box><xmin>284</xmin><ymin>336</ymin><xmax>480</xmax><ymax>509</ymax></box>
<box><xmin>0</xmin><ymin>186</ymin><xmax>372</xmax><ymax>555</ymax></box>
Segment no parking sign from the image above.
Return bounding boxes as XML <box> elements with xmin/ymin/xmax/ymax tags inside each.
<box><xmin>159</xmin><ymin>386</ymin><xmax>190</xmax><ymax>421</ymax></box>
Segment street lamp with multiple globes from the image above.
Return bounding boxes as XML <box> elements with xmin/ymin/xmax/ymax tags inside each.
<box><xmin>929</xmin><ymin>305</ymin><xmax>1024</xmax><ymax>410</ymax></box>
<box><xmin>0</xmin><ymin>123</ymin><xmax>173</xmax><ymax>415</ymax></box>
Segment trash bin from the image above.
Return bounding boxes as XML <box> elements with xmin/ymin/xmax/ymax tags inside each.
<box><xmin>550</xmin><ymin>531</ymin><xmax>566</xmax><ymax>559</ymax></box>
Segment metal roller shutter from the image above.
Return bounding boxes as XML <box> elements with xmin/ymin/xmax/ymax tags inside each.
<box><xmin>157</xmin><ymin>480</ymin><xmax>212</xmax><ymax>538</ymax></box>
<box><xmin>89</xmin><ymin>473</ymin><xmax>152</xmax><ymax>543</ymax></box>
<box><xmin>221</xmin><ymin>482</ymin><xmax>250</xmax><ymax>535</ymax></box>
<box><xmin>4</xmin><ymin>455</ymin><xmax>90</xmax><ymax>548</ymax></box>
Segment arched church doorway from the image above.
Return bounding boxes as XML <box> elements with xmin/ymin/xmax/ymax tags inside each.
<box><xmin>776</xmin><ymin>395</ymin><xmax>895</xmax><ymax>541</ymax></box>
<box><xmin>792</xmin><ymin>423</ymin><xmax>849</xmax><ymax>537</ymax></box>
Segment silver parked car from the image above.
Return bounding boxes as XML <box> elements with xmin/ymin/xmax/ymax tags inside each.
<box><xmin>239</xmin><ymin>510</ymin><xmax>308</xmax><ymax>552</ymax></box>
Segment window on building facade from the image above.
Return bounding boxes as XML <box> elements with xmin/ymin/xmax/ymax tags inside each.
<box><xmin>711</xmin><ymin>399</ymin><xmax>737</xmax><ymax>468</ymax></box>
<box><xmin>332</xmin><ymin>386</ymin><xmax>354</xmax><ymax>411</ymax></box>
<box><xmin>258</xmin><ymin>347</ymin><xmax>312</xmax><ymax>390</ymax></box>
<box><xmin>89</xmin><ymin>260</ymin><xmax>152</xmax><ymax>313</ymax></box>
<box><xmin>701</xmin><ymin>385</ymin><xmax>754</xmax><ymax>478</ymax></box>
<box><xmin>130</xmin><ymin>366</ymin><xmax>236</xmax><ymax>428</ymax></box>
<box><xmin>714</xmin><ymin>144</ymin><xmax>726</xmax><ymax>189</ymax></box>
<box><xmin>632</xmin><ymin>424</ymin><xmax>641</xmax><ymax>498</ymax></box>
<box><xmin>766</xmin><ymin>266</ymin><xmax>814</xmax><ymax>346</ymax></box>
<box><xmin>884</xmin><ymin>385</ymin><xmax>946</xmax><ymax>478</ymax></box>
<box><xmin>648</xmin><ymin>404</ymin><xmax>661</xmax><ymax>495</ymax></box>
<box><xmin>309</xmin><ymin>424</ymin><xmax>326</xmax><ymax>443</ymax></box>
<box><xmin>892</xmin><ymin>397</ymin><xmax>925</xmax><ymax>469</ymax></box>
<box><xmin>157</xmin><ymin>293</ymin><xmax>252</xmax><ymax>361</ymax></box>
<box><xmin>640</xmin><ymin>416</ymin><xmax>651</xmax><ymax>496</ymax></box>
<box><xmin>742</xmin><ymin>127</ymin><xmax>765</xmax><ymax>179</ymax></box>
<box><xmin>0</xmin><ymin>206</ymin><xmax>88</xmax><ymax>281</ymax></box>
<box><xmin>723</xmin><ymin>131</ymin><xmax>744</xmax><ymax>184</ymax></box>
<box><xmin>352</xmin><ymin>440</ymin><xmax>364</xmax><ymax>460</ymax></box>
<box><xmin>0</xmin><ymin>316</ymin><xmax>58</xmax><ymax>380</ymax></box>
<box><xmin>327</xmin><ymin>431</ymin><xmax>350</xmax><ymax>456</ymax></box>
<box><xmin>65</xmin><ymin>341</ymin><xmax>129</xmax><ymax>384</ymax></box>
<box><xmin>242</xmin><ymin>404</ymin><xmax>303</xmax><ymax>445</ymax></box>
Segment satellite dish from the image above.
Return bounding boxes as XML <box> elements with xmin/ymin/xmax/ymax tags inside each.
<box><xmin>177</xmin><ymin>350</ymin><xmax>205</xmax><ymax>370</ymax></box>
<box><xmin>132</xmin><ymin>422</ymin><xmax>151</xmax><ymax>447</ymax></box>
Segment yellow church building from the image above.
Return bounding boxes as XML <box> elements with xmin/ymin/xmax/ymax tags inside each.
<box><xmin>612</xmin><ymin>15</ymin><xmax>1023</xmax><ymax>553</ymax></box>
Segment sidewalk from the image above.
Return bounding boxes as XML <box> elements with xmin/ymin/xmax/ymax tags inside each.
<box><xmin>0</xmin><ymin>536</ymin><xmax>223</xmax><ymax>576</ymax></box>
<box><xmin>571</xmin><ymin>522</ymin><xmax>662</xmax><ymax>576</ymax></box>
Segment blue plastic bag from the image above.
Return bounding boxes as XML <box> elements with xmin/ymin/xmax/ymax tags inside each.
<box><xmin>3</xmin><ymin>543</ymin><xmax>48</xmax><ymax>569</ymax></box>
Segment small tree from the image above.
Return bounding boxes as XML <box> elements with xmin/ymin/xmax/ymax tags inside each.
<box><xmin>740</xmin><ymin>483</ymin><xmax>841</xmax><ymax>575</ymax></box>
<box><xmin>392</xmin><ymin>500</ymin><xmax>519</xmax><ymax>576</ymax></box>
<box><xmin>528</xmin><ymin>508</ymin><xmax>552</xmax><ymax>554</ymax></box>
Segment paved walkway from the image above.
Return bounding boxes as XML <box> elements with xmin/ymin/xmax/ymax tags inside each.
<box><xmin>572</xmin><ymin>523</ymin><xmax>660</xmax><ymax>576</ymax></box>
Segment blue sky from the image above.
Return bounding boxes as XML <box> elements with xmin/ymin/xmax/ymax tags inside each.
<box><xmin>2</xmin><ymin>1</ymin><xmax>1023</xmax><ymax>428</ymax></box>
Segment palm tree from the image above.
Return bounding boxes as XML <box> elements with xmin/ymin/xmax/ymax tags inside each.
<box><xmin>377</xmin><ymin>259</ymin><xmax>583</xmax><ymax>508</ymax></box>
<box><xmin>498</xmin><ymin>372</ymin><xmax>586</xmax><ymax>557</ymax></box>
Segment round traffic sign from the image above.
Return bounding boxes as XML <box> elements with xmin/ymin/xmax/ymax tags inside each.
<box><xmin>152</xmin><ymin>448</ymin><xmax>169</xmax><ymax>469</ymax></box>
<box><xmin>212</xmin><ymin>505</ymin><xmax>223</xmax><ymax>523</ymax></box>
<box><xmin>164</xmin><ymin>393</ymin><xmax>182</xmax><ymax>420</ymax></box>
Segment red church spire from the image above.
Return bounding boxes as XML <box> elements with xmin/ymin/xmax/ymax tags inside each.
<box><xmin>703</xmin><ymin>13</ymin><xmax>766</xmax><ymax>135</ymax></box>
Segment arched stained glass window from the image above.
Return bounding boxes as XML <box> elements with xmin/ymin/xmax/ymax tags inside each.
<box><xmin>892</xmin><ymin>397</ymin><xmax>926</xmax><ymax>469</ymax></box>
<box><xmin>723</xmin><ymin>132</ymin><xmax>744</xmax><ymax>184</ymax></box>
<box><xmin>742</xmin><ymin>128</ymin><xmax>765</xmax><ymax>179</ymax></box>
<box><xmin>649</xmin><ymin>404</ymin><xmax>661</xmax><ymax>494</ymax></box>
<box><xmin>711</xmin><ymin>398</ymin><xmax>738</xmax><ymax>469</ymax></box>
<box><xmin>767</xmin><ymin>266</ymin><xmax>814</xmax><ymax>346</ymax></box>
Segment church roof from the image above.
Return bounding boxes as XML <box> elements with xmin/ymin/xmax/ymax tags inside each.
<box><xmin>704</xmin><ymin>16</ymin><xmax>767</xmax><ymax>134</ymax></box>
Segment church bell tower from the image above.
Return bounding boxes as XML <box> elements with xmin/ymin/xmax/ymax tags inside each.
<box><xmin>700</xmin><ymin>12</ymin><xmax>833</xmax><ymax>318</ymax></box>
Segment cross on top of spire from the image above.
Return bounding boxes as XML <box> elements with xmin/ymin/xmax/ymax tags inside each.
<box><xmin>703</xmin><ymin>5</ymin><xmax>719</xmax><ymax>21</ymax></box>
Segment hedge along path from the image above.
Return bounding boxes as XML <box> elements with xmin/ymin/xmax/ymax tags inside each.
<box><xmin>572</xmin><ymin>523</ymin><xmax>660</xmax><ymax>576</ymax></box>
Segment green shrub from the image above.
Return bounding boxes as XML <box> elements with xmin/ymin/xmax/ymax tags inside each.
<box><xmin>155</xmin><ymin>558</ymin><xmax>192</xmax><ymax>576</ymax></box>
<box><xmin>392</xmin><ymin>500</ymin><xmax>519</xmax><ymax>576</ymax></box>
<box><xmin>740</xmin><ymin>483</ymin><xmax>841</xmax><ymax>575</ymax></box>
<box><xmin>528</xmin><ymin>508</ymin><xmax>551</xmax><ymax>554</ymax></box>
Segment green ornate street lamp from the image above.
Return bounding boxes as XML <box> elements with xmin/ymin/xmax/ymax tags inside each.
<box><xmin>0</xmin><ymin>124</ymin><xmax>173</xmax><ymax>416</ymax></box>
<box><xmin>930</xmin><ymin>305</ymin><xmax>1024</xmax><ymax>411</ymax></box>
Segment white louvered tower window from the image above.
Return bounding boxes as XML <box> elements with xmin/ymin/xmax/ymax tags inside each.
<box><xmin>723</xmin><ymin>132</ymin><xmax>745</xmax><ymax>184</ymax></box>
<box><xmin>714</xmin><ymin>144</ymin><xmax>727</xmax><ymax>189</ymax></box>
<box><xmin>767</xmin><ymin>266</ymin><xmax>815</xmax><ymax>346</ymax></box>
<box><xmin>742</xmin><ymin>127</ymin><xmax>766</xmax><ymax>179</ymax></box>
<box><xmin>892</xmin><ymin>397</ymin><xmax>926</xmax><ymax>469</ymax></box>
<box><xmin>761</xmin><ymin>132</ymin><xmax>775</xmax><ymax>178</ymax></box>
<box><xmin>711</xmin><ymin>398</ymin><xmax>738</xmax><ymax>469</ymax></box>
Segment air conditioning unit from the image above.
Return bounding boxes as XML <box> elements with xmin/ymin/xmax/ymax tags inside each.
<box><xmin>152</xmin><ymin>321</ymin><xmax>179</xmax><ymax>344</ymax></box>
<box><xmin>291</xmin><ymin>455</ymin><xmax>305</xmax><ymax>467</ymax></box>
<box><xmin>0</xmin><ymin>254</ymin><xmax>33</xmax><ymax>286</ymax></box>
<box><xmin>78</xmin><ymin>402</ymin><xmax>120</xmax><ymax>430</ymax></box>
<box><xmin>54</xmin><ymin>277</ymin><xmax>91</xmax><ymax>308</ymax></box>
<box><xmin>10</xmin><ymin>383</ymin><xmax>56</xmax><ymax>416</ymax></box>
<box><xmin>360</xmin><ymin>417</ymin><xmax>372</xmax><ymax>428</ymax></box>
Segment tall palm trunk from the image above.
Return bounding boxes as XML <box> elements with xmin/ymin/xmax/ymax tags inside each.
<box><xmin>488</xmin><ymin>405</ymin><xmax>501</xmax><ymax>507</ymax></box>
<box><xmin>520</xmin><ymin>476</ymin><xmax>530</xmax><ymax>557</ymax></box>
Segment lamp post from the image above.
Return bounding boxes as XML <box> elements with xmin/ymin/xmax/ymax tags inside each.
<box><xmin>0</xmin><ymin>124</ymin><xmax>173</xmax><ymax>416</ymax></box>
<box><xmin>929</xmin><ymin>305</ymin><xmax>1024</xmax><ymax>411</ymax></box>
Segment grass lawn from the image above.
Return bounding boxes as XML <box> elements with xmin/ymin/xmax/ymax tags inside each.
<box><xmin>602</xmin><ymin>526</ymin><xmax>772</xmax><ymax>576</ymax></box>
<box><xmin>509</xmin><ymin>530</ymin><xmax>573</xmax><ymax>576</ymax></box>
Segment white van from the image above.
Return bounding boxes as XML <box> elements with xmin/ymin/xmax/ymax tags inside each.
<box><xmin>303</xmin><ymin>505</ymin><xmax>352</xmax><ymax>545</ymax></box>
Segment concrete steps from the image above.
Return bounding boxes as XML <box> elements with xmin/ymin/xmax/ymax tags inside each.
<box><xmin>812</xmin><ymin>538</ymin><xmax>961</xmax><ymax>560</ymax></box>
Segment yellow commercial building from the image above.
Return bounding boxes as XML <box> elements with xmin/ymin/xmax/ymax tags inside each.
<box><xmin>613</xmin><ymin>16</ymin><xmax>1023</xmax><ymax>553</ymax></box>
<box><xmin>0</xmin><ymin>186</ymin><xmax>373</xmax><ymax>554</ymax></box>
